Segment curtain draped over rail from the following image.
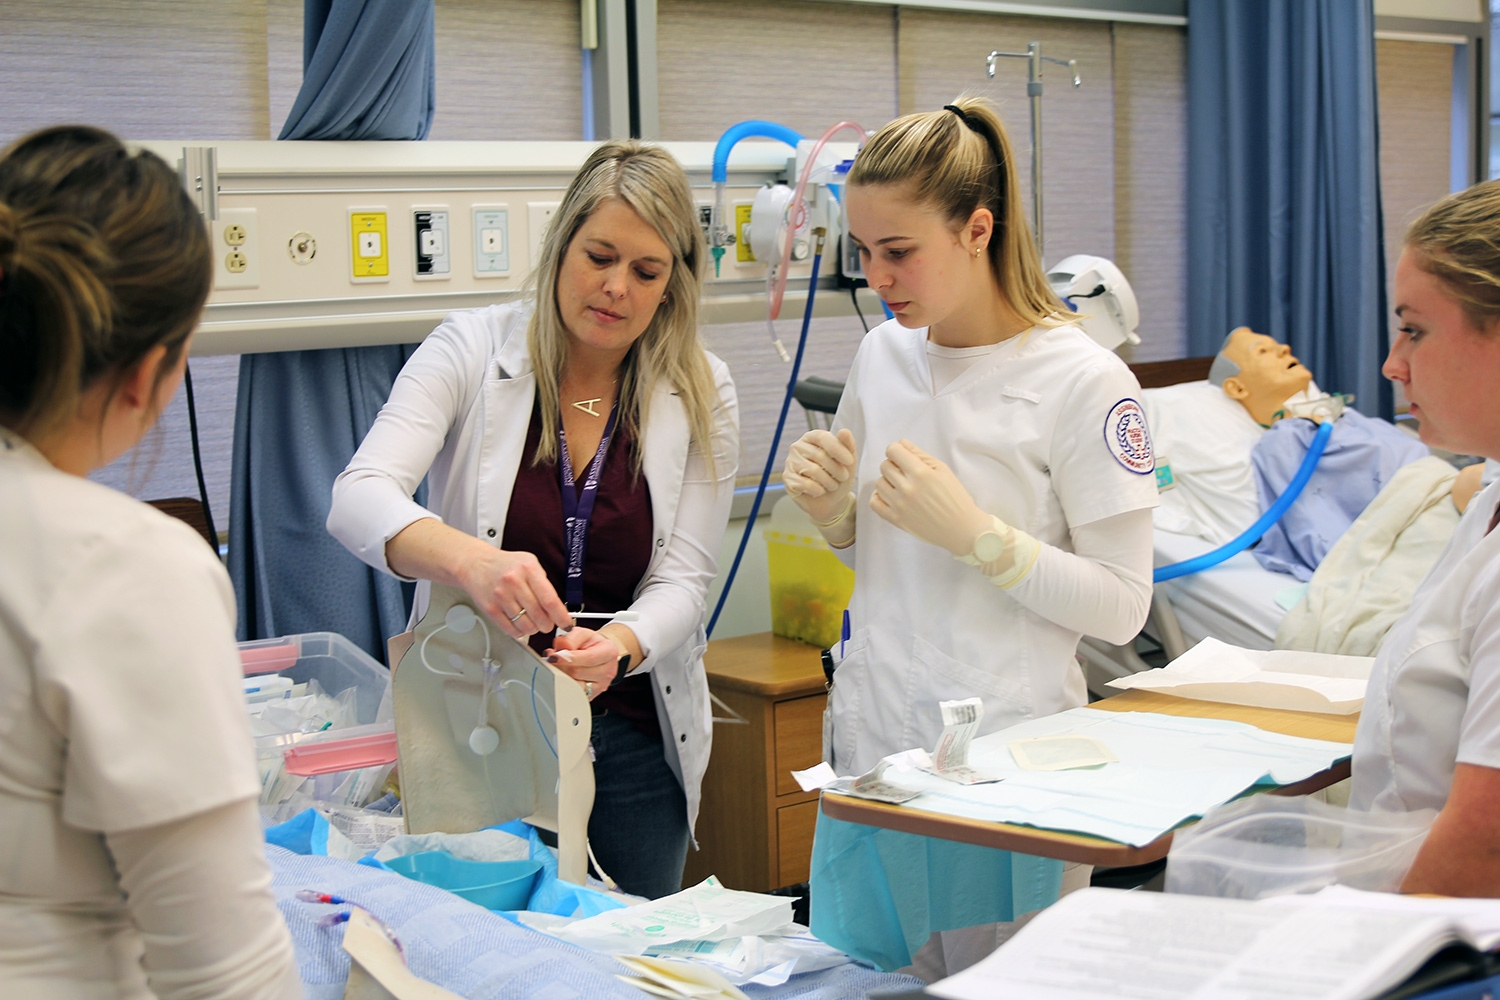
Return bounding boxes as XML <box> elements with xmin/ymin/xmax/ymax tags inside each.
<box><xmin>229</xmin><ymin>0</ymin><xmax>436</xmax><ymax>658</ymax></box>
<box><xmin>1186</xmin><ymin>0</ymin><xmax>1391</xmax><ymax>420</ymax></box>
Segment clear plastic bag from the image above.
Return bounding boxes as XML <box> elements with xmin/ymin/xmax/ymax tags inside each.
<box><xmin>1165</xmin><ymin>793</ymin><xmax>1435</xmax><ymax>900</ymax></box>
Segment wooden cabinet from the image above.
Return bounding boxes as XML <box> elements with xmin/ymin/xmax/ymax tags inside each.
<box><xmin>682</xmin><ymin>633</ymin><xmax>827</xmax><ymax>892</ymax></box>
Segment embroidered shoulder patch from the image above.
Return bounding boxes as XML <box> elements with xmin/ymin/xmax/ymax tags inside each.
<box><xmin>1104</xmin><ymin>398</ymin><xmax>1154</xmax><ymax>475</ymax></box>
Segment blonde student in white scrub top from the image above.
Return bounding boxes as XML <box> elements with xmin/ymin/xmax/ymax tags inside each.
<box><xmin>0</xmin><ymin>127</ymin><xmax>299</xmax><ymax>999</ymax></box>
<box><xmin>1351</xmin><ymin>179</ymin><xmax>1500</xmax><ymax>896</ymax></box>
<box><xmin>782</xmin><ymin>98</ymin><xmax>1158</xmax><ymax>978</ymax></box>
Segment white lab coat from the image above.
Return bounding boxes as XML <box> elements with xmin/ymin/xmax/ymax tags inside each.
<box><xmin>328</xmin><ymin>302</ymin><xmax>739</xmax><ymax>835</ymax></box>
<box><xmin>1352</xmin><ymin>480</ymin><xmax>1500</xmax><ymax>813</ymax></box>
<box><xmin>828</xmin><ymin>321</ymin><xmax>1159</xmax><ymax>775</ymax></box>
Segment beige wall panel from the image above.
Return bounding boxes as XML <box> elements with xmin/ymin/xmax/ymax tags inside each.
<box><xmin>429</xmin><ymin>0</ymin><xmax>582</xmax><ymax>140</ymax></box>
<box><xmin>897</xmin><ymin>9</ymin><xmax>1115</xmax><ymax>268</ymax></box>
<box><xmin>0</xmin><ymin>0</ymin><xmax>269</xmax><ymax>143</ymax></box>
<box><xmin>268</xmin><ymin>0</ymin><xmax>304</xmax><ymax>138</ymax></box>
<box><xmin>1376</xmin><ymin>40</ymin><xmax>1454</xmax><ymax>283</ymax></box>
<box><xmin>1111</xmin><ymin>23</ymin><xmax>1187</xmax><ymax>363</ymax></box>
<box><xmin>701</xmin><ymin>315</ymin><xmax>869</xmax><ymax>484</ymax></box>
<box><xmin>657</xmin><ymin>0</ymin><xmax>897</xmax><ymax>141</ymax></box>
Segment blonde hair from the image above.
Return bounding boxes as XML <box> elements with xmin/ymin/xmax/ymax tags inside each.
<box><xmin>0</xmin><ymin>126</ymin><xmax>211</xmax><ymax>439</ymax></box>
<box><xmin>847</xmin><ymin>96</ymin><xmax>1069</xmax><ymax>329</ymax></box>
<box><xmin>525</xmin><ymin>140</ymin><xmax>718</xmax><ymax>473</ymax></box>
<box><xmin>1405</xmin><ymin>179</ymin><xmax>1500</xmax><ymax>333</ymax></box>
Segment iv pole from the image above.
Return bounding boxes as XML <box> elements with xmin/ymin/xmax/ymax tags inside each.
<box><xmin>986</xmin><ymin>42</ymin><xmax>1081</xmax><ymax>251</ymax></box>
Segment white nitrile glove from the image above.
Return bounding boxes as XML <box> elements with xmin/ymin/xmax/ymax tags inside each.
<box><xmin>871</xmin><ymin>439</ymin><xmax>1040</xmax><ymax>588</ymax></box>
<box><xmin>783</xmin><ymin>429</ymin><xmax>859</xmax><ymax>538</ymax></box>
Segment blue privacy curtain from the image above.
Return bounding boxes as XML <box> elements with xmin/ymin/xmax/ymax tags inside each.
<box><xmin>1186</xmin><ymin>0</ymin><xmax>1391</xmax><ymax>419</ymax></box>
<box><xmin>229</xmin><ymin>0</ymin><xmax>435</xmax><ymax>658</ymax></box>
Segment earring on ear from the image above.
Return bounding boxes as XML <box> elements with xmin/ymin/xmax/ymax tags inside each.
<box><xmin>973</xmin><ymin>247</ymin><xmax>983</xmax><ymax>258</ymax></box>
<box><xmin>660</xmin><ymin>295</ymin><xmax>668</xmax><ymax>303</ymax></box>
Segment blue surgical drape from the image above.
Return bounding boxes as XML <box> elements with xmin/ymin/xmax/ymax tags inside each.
<box><xmin>229</xmin><ymin>0</ymin><xmax>435</xmax><ymax>657</ymax></box>
<box><xmin>1186</xmin><ymin>0</ymin><xmax>1391</xmax><ymax>419</ymax></box>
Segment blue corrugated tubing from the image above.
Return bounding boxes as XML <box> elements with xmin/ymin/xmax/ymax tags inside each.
<box><xmin>706</xmin><ymin>241</ymin><xmax>825</xmax><ymax>638</ymax></box>
<box><xmin>1153</xmin><ymin>419</ymin><xmax>1335</xmax><ymax>583</ymax></box>
<box><xmin>711</xmin><ymin>121</ymin><xmax>805</xmax><ymax>182</ymax></box>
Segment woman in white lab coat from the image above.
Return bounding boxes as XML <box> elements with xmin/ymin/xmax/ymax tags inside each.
<box><xmin>0</xmin><ymin>127</ymin><xmax>300</xmax><ymax>997</ymax></box>
<box><xmin>328</xmin><ymin>141</ymin><xmax>738</xmax><ymax>899</ymax></box>
<box><xmin>1350</xmin><ymin>179</ymin><xmax>1500</xmax><ymax>895</ymax></box>
<box><xmin>783</xmin><ymin>98</ymin><xmax>1157</xmax><ymax>976</ymax></box>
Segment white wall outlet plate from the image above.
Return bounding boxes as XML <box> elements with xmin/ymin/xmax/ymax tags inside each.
<box><xmin>473</xmin><ymin>205</ymin><xmax>510</xmax><ymax>277</ymax></box>
<box><xmin>526</xmin><ymin>202</ymin><xmax>559</xmax><ymax>273</ymax></box>
<box><xmin>413</xmin><ymin>206</ymin><xmax>451</xmax><ymax>280</ymax></box>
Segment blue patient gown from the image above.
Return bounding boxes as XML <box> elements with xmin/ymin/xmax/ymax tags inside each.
<box><xmin>808</xmin><ymin>811</ymin><xmax>1064</xmax><ymax>971</ymax></box>
<box><xmin>1251</xmin><ymin>410</ymin><xmax>1428</xmax><ymax>580</ymax></box>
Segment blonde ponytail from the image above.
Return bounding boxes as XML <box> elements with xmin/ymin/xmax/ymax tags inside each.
<box><xmin>847</xmin><ymin>96</ymin><xmax>1069</xmax><ymax>330</ymax></box>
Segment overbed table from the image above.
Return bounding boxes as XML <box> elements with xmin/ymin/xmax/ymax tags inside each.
<box><xmin>819</xmin><ymin>688</ymin><xmax>1359</xmax><ymax>867</ymax></box>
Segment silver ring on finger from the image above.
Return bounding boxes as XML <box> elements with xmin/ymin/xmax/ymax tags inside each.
<box><xmin>584</xmin><ymin>681</ymin><xmax>594</xmax><ymax>698</ymax></box>
<box><xmin>509</xmin><ymin>608</ymin><xmax>527</xmax><ymax>623</ymax></box>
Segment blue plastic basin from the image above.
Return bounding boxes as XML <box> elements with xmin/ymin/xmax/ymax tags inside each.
<box><xmin>384</xmin><ymin>851</ymin><xmax>542</xmax><ymax>911</ymax></box>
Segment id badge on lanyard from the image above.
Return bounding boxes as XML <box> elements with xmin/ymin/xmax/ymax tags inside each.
<box><xmin>558</xmin><ymin>401</ymin><xmax>620</xmax><ymax>611</ymax></box>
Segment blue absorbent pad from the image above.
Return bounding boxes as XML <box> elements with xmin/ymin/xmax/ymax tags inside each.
<box><xmin>267</xmin><ymin>845</ymin><xmax>921</xmax><ymax>1000</ymax></box>
<box><xmin>808</xmin><ymin>811</ymin><xmax>1063</xmax><ymax>971</ymax></box>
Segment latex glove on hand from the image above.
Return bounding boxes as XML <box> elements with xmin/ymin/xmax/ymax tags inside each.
<box><xmin>783</xmin><ymin>428</ymin><xmax>859</xmax><ymax>545</ymax></box>
<box><xmin>870</xmin><ymin>439</ymin><xmax>1040</xmax><ymax>588</ymax></box>
<box><xmin>546</xmin><ymin>627</ymin><xmax>624</xmax><ymax>701</ymax></box>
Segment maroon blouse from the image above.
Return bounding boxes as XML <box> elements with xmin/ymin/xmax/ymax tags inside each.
<box><xmin>501</xmin><ymin>404</ymin><xmax>659</xmax><ymax>737</ymax></box>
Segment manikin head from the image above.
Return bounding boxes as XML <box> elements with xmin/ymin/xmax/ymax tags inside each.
<box><xmin>1208</xmin><ymin>327</ymin><xmax>1313</xmax><ymax>427</ymax></box>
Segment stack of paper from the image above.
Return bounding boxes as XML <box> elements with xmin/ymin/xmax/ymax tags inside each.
<box><xmin>1106</xmin><ymin>637</ymin><xmax>1373</xmax><ymax>714</ymax></box>
<box><xmin>929</xmin><ymin>885</ymin><xmax>1500</xmax><ymax>1000</ymax></box>
<box><xmin>614</xmin><ymin>955</ymin><xmax>749</xmax><ymax>1000</ymax></box>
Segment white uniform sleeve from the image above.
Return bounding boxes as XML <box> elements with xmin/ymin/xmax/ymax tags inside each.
<box><xmin>628</xmin><ymin>360</ymin><xmax>739</xmax><ymax>667</ymax></box>
<box><xmin>37</xmin><ymin>517</ymin><xmax>260</xmax><ymax>832</ymax></box>
<box><xmin>106</xmin><ymin>798</ymin><xmax>302</xmax><ymax>1000</ymax></box>
<box><xmin>328</xmin><ymin>315</ymin><xmax>488</xmax><ymax>579</ymax></box>
<box><xmin>1456</xmin><ymin>537</ymin><xmax>1500</xmax><ymax>771</ymax></box>
<box><xmin>1003</xmin><ymin>507</ymin><xmax>1154</xmax><ymax>645</ymax></box>
<box><xmin>1050</xmin><ymin>360</ymin><xmax>1160</xmax><ymax>528</ymax></box>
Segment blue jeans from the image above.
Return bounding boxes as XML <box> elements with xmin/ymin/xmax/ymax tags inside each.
<box><xmin>588</xmin><ymin>709</ymin><xmax>689</xmax><ymax>899</ymax></box>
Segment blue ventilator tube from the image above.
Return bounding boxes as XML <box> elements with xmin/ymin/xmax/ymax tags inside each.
<box><xmin>706</xmin><ymin>235</ymin><xmax>825</xmax><ymax>637</ymax></box>
<box><xmin>711</xmin><ymin>121</ymin><xmax>805</xmax><ymax>182</ymax></box>
<box><xmin>1152</xmin><ymin>419</ymin><xmax>1334</xmax><ymax>583</ymax></box>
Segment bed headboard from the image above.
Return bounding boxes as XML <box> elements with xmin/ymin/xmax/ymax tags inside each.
<box><xmin>1128</xmin><ymin>356</ymin><xmax>1214</xmax><ymax>389</ymax></box>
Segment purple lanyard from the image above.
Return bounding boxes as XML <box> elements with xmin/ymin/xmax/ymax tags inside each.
<box><xmin>558</xmin><ymin>400</ymin><xmax>620</xmax><ymax>610</ymax></box>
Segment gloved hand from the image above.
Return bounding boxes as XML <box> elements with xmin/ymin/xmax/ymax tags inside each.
<box><xmin>783</xmin><ymin>428</ymin><xmax>859</xmax><ymax>527</ymax></box>
<box><xmin>870</xmin><ymin>439</ymin><xmax>994</xmax><ymax>556</ymax></box>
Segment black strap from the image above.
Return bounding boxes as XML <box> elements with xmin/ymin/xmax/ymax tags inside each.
<box><xmin>942</xmin><ymin>104</ymin><xmax>1008</xmax><ymax>237</ymax></box>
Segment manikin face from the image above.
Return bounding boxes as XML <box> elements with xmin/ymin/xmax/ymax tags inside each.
<box><xmin>844</xmin><ymin>182</ymin><xmax>979</xmax><ymax>331</ymax></box>
<box><xmin>1220</xmin><ymin>327</ymin><xmax>1312</xmax><ymax>404</ymax></box>
<box><xmin>1385</xmin><ymin>248</ymin><xmax>1500</xmax><ymax>458</ymax></box>
<box><xmin>554</xmin><ymin>197</ymin><xmax>674</xmax><ymax>362</ymax></box>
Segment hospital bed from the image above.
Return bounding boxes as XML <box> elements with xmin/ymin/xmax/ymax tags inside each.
<box><xmin>1077</xmin><ymin>358</ymin><xmax>1303</xmax><ymax>695</ymax></box>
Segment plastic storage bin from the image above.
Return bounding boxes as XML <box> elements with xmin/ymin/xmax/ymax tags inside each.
<box><xmin>763</xmin><ymin>495</ymin><xmax>855</xmax><ymax>649</ymax></box>
<box><xmin>1165</xmin><ymin>794</ymin><xmax>1435</xmax><ymax>900</ymax></box>
<box><xmin>240</xmin><ymin>632</ymin><xmax>396</xmax><ymax>808</ymax></box>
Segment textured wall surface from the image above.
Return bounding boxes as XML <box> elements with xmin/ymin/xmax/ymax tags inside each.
<box><xmin>657</xmin><ymin>0</ymin><xmax>898</xmax><ymax>141</ymax></box>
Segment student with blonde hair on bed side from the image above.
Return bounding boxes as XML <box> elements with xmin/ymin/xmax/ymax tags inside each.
<box><xmin>1350</xmin><ymin>178</ymin><xmax>1500</xmax><ymax>895</ymax></box>
<box><xmin>783</xmin><ymin>96</ymin><xmax>1158</xmax><ymax>978</ymax></box>
<box><xmin>0</xmin><ymin>126</ymin><xmax>300</xmax><ymax>998</ymax></box>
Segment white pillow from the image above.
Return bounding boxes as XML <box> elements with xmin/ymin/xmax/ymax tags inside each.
<box><xmin>1142</xmin><ymin>380</ymin><xmax>1264</xmax><ymax>544</ymax></box>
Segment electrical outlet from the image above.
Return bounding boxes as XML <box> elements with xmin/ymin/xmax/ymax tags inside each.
<box><xmin>527</xmin><ymin>202</ymin><xmax>559</xmax><ymax>269</ymax></box>
<box><xmin>413</xmin><ymin>207</ymin><xmax>451</xmax><ymax>280</ymax></box>
<box><xmin>473</xmin><ymin>206</ymin><xmax>510</xmax><ymax>277</ymax></box>
<box><xmin>349</xmin><ymin>208</ymin><xmax>390</xmax><ymax>282</ymax></box>
<box><xmin>213</xmin><ymin>208</ymin><xmax>259</xmax><ymax>289</ymax></box>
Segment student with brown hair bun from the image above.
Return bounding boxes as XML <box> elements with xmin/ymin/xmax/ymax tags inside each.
<box><xmin>1351</xmin><ymin>178</ymin><xmax>1500</xmax><ymax>896</ymax></box>
<box><xmin>0</xmin><ymin>126</ymin><xmax>300</xmax><ymax>998</ymax></box>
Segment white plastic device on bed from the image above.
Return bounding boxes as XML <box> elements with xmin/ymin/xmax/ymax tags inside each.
<box><xmin>1283</xmin><ymin>392</ymin><xmax>1352</xmax><ymax>425</ymax></box>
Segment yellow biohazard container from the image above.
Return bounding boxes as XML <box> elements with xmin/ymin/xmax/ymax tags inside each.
<box><xmin>763</xmin><ymin>496</ymin><xmax>855</xmax><ymax>649</ymax></box>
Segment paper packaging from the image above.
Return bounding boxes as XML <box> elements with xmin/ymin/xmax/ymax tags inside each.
<box><xmin>929</xmin><ymin>698</ymin><xmax>1001</xmax><ymax>785</ymax></box>
<box><xmin>547</xmin><ymin>878</ymin><xmax>793</xmax><ymax>955</ymax></box>
<box><xmin>1105</xmin><ymin>637</ymin><xmax>1373</xmax><ymax>715</ymax></box>
<box><xmin>614</xmin><ymin>955</ymin><xmax>750</xmax><ymax>1000</ymax></box>
<box><xmin>1008</xmin><ymin>734</ymin><xmax>1119</xmax><ymax>771</ymax></box>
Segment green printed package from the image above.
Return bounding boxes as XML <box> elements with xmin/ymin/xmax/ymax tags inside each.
<box><xmin>548</xmin><ymin>877</ymin><xmax>793</xmax><ymax>956</ymax></box>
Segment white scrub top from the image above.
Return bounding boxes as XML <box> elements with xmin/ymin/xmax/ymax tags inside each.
<box><xmin>0</xmin><ymin>429</ymin><xmax>261</xmax><ymax>994</ymax></box>
<box><xmin>828</xmin><ymin>321</ymin><xmax>1160</xmax><ymax>775</ymax></box>
<box><xmin>1351</xmin><ymin>480</ymin><xmax>1500</xmax><ymax>813</ymax></box>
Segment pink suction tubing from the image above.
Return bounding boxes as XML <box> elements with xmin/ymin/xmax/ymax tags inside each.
<box><xmin>768</xmin><ymin>121</ymin><xmax>868</xmax><ymax>321</ymax></box>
